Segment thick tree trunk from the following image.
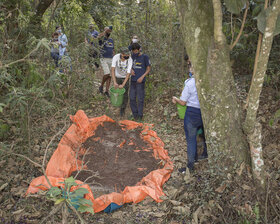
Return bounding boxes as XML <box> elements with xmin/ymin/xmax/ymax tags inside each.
<box><xmin>175</xmin><ymin>0</ymin><xmax>250</xmax><ymax>172</ymax></box>
<box><xmin>28</xmin><ymin>0</ymin><xmax>54</xmax><ymax>37</ymax></box>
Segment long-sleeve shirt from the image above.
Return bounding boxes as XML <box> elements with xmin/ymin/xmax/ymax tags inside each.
<box><xmin>58</xmin><ymin>33</ymin><xmax>68</xmax><ymax>57</ymax></box>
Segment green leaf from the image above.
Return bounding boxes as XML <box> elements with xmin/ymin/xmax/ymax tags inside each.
<box><xmin>55</xmin><ymin>198</ymin><xmax>65</xmax><ymax>205</ymax></box>
<box><xmin>78</xmin><ymin>198</ymin><xmax>93</xmax><ymax>206</ymax></box>
<box><xmin>64</xmin><ymin>176</ymin><xmax>78</xmax><ymax>188</ymax></box>
<box><xmin>47</xmin><ymin>187</ymin><xmax>62</xmax><ymax>198</ymax></box>
<box><xmin>257</xmin><ymin>7</ymin><xmax>280</xmax><ymax>36</ymax></box>
<box><xmin>71</xmin><ymin>188</ymin><xmax>89</xmax><ymax>198</ymax></box>
<box><xmin>252</xmin><ymin>4</ymin><xmax>263</xmax><ymax>17</ymax></box>
<box><xmin>77</xmin><ymin>205</ymin><xmax>94</xmax><ymax>214</ymax></box>
<box><xmin>224</xmin><ymin>0</ymin><xmax>246</xmax><ymax>14</ymax></box>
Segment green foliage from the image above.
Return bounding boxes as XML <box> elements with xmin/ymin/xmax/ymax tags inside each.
<box><xmin>224</xmin><ymin>0</ymin><xmax>247</xmax><ymax>14</ymax></box>
<box><xmin>253</xmin><ymin>203</ymin><xmax>260</xmax><ymax>224</ymax></box>
<box><xmin>269</xmin><ymin>109</ymin><xmax>280</xmax><ymax>127</ymax></box>
<box><xmin>0</xmin><ymin>121</ymin><xmax>9</xmax><ymax>139</ymax></box>
<box><xmin>47</xmin><ymin>176</ymin><xmax>94</xmax><ymax>214</ymax></box>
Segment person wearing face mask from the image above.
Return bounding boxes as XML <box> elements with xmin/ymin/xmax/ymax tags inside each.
<box><xmin>55</xmin><ymin>25</ymin><xmax>68</xmax><ymax>57</ymax></box>
<box><xmin>55</xmin><ymin>25</ymin><xmax>72</xmax><ymax>73</ymax></box>
<box><xmin>129</xmin><ymin>43</ymin><xmax>151</xmax><ymax>121</ymax></box>
<box><xmin>128</xmin><ymin>35</ymin><xmax>141</xmax><ymax>51</ymax></box>
<box><xmin>172</xmin><ymin>65</ymin><xmax>208</xmax><ymax>173</ymax></box>
<box><xmin>111</xmin><ymin>47</ymin><xmax>133</xmax><ymax>117</ymax></box>
<box><xmin>98</xmin><ymin>26</ymin><xmax>114</xmax><ymax>97</ymax></box>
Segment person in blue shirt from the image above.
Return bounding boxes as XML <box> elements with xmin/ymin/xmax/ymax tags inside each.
<box><xmin>85</xmin><ymin>24</ymin><xmax>100</xmax><ymax>69</ymax></box>
<box><xmin>98</xmin><ymin>26</ymin><xmax>114</xmax><ymax>97</ymax></box>
<box><xmin>172</xmin><ymin>66</ymin><xmax>208</xmax><ymax>173</ymax></box>
<box><xmin>130</xmin><ymin>43</ymin><xmax>151</xmax><ymax>121</ymax></box>
<box><xmin>56</xmin><ymin>25</ymin><xmax>72</xmax><ymax>73</ymax></box>
<box><xmin>55</xmin><ymin>25</ymin><xmax>68</xmax><ymax>57</ymax></box>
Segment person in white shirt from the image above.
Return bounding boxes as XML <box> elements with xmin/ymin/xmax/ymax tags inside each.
<box><xmin>111</xmin><ymin>47</ymin><xmax>133</xmax><ymax>117</ymax></box>
<box><xmin>172</xmin><ymin>66</ymin><xmax>208</xmax><ymax>173</ymax></box>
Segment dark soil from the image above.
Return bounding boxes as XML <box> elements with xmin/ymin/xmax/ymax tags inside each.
<box><xmin>72</xmin><ymin>122</ymin><xmax>162</xmax><ymax>197</ymax></box>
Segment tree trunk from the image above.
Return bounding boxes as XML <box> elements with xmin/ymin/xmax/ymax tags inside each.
<box><xmin>28</xmin><ymin>0</ymin><xmax>54</xmax><ymax>38</ymax></box>
<box><xmin>244</xmin><ymin>0</ymin><xmax>280</xmax><ymax>187</ymax></box>
<box><xmin>175</xmin><ymin>0</ymin><xmax>250</xmax><ymax>173</ymax></box>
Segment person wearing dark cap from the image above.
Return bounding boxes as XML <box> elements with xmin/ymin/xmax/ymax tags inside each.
<box><xmin>98</xmin><ymin>26</ymin><xmax>114</xmax><ymax>97</ymax></box>
<box><xmin>130</xmin><ymin>43</ymin><xmax>151</xmax><ymax>121</ymax></box>
<box><xmin>111</xmin><ymin>47</ymin><xmax>133</xmax><ymax>117</ymax></box>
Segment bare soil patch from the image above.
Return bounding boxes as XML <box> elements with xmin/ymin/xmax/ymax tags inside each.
<box><xmin>72</xmin><ymin>122</ymin><xmax>162</xmax><ymax>197</ymax></box>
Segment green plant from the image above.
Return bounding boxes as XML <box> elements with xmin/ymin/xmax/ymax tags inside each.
<box><xmin>47</xmin><ymin>176</ymin><xmax>94</xmax><ymax>214</ymax></box>
<box><xmin>253</xmin><ymin>203</ymin><xmax>260</xmax><ymax>224</ymax></box>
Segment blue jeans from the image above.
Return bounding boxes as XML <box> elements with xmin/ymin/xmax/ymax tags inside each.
<box><xmin>184</xmin><ymin>106</ymin><xmax>207</xmax><ymax>169</ymax></box>
<box><xmin>129</xmin><ymin>81</ymin><xmax>145</xmax><ymax>118</ymax></box>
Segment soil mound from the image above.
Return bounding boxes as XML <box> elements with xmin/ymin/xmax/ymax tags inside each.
<box><xmin>73</xmin><ymin>122</ymin><xmax>162</xmax><ymax>197</ymax></box>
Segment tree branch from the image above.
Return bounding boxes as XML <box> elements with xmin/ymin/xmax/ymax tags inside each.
<box><xmin>244</xmin><ymin>0</ymin><xmax>269</xmax><ymax>109</ymax></box>
<box><xmin>212</xmin><ymin>0</ymin><xmax>224</xmax><ymax>43</ymax></box>
<box><xmin>230</xmin><ymin>1</ymin><xmax>249</xmax><ymax>50</ymax></box>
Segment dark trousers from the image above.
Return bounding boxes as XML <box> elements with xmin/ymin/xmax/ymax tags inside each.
<box><xmin>129</xmin><ymin>81</ymin><xmax>145</xmax><ymax>118</ymax></box>
<box><xmin>51</xmin><ymin>52</ymin><xmax>61</xmax><ymax>67</ymax></box>
<box><xmin>184</xmin><ymin>106</ymin><xmax>208</xmax><ymax>169</ymax></box>
<box><xmin>116</xmin><ymin>77</ymin><xmax>129</xmax><ymax>110</ymax></box>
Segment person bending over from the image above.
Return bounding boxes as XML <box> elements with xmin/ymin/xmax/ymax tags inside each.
<box><xmin>111</xmin><ymin>47</ymin><xmax>133</xmax><ymax>117</ymax></box>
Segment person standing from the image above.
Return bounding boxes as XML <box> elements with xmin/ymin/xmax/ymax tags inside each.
<box><xmin>56</xmin><ymin>25</ymin><xmax>72</xmax><ymax>72</ymax></box>
<box><xmin>111</xmin><ymin>47</ymin><xmax>133</xmax><ymax>117</ymax></box>
<box><xmin>130</xmin><ymin>43</ymin><xmax>151</xmax><ymax>121</ymax></box>
<box><xmin>128</xmin><ymin>35</ymin><xmax>141</xmax><ymax>51</ymax></box>
<box><xmin>172</xmin><ymin>67</ymin><xmax>208</xmax><ymax>173</ymax></box>
<box><xmin>50</xmin><ymin>32</ymin><xmax>60</xmax><ymax>67</ymax></box>
<box><xmin>98</xmin><ymin>26</ymin><xmax>114</xmax><ymax>97</ymax></box>
<box><xmin>56</xmin><ymin>25</ymin><xmax>68</xmax><ymax>57</ymax></box>
<box><xmin>85</xmin><ymin>24</ymin><xmax>100</xmax><ymax>69</ymax></box>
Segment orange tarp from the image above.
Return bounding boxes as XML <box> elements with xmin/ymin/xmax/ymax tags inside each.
<box><xmin>27</xmin><ymin>110</ymin><xmax>173</xmax><ymax>213</ymax></box>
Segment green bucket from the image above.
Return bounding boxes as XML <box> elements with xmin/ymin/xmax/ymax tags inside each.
<box><xmin>109</xmin><ymin>87</ymin><xmax>126</xmax><ymax>107</ymax></box>
<box><xmin>176</xmin><ymin>103</ymin><xmax>187</xmax><ymax>119</ymax></box>
<box><xmin>197</xmin><ymin>128</ymin><xmax>203</xmax><ymax>135</ymax></box>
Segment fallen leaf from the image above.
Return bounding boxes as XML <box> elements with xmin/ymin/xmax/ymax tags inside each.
<box><xmin>216</xmin><ymin>203</ymin><xmax>223</xmax><ymax>212</ymax></box>
<box><xmin>153</xmin><ymin>212</ymin><xmax>165</xmax><ymax>217</ymax></box>
<box><xmin>237</xmin><ymin>162</ymin><xmax>245</xmax><ymax>176</ymax></box>
<box><xmin>173</xmin><ymin>205</ymin><xmax>190</xmax><ymax>215</ymax></box>
<box><xmin>244</xmin><ymin>203</ymin><xmax>253</xmax><ymax>215</ymax></box>
<box><xmin>0</xmin><ymin>183</ymin><xmax>8</xmax><ymax>192</ymax></box>
<box><xmin>215</xmin><ymin>183</ymin><xmax>227</xmax><ymax>193</ymax></box>
<box><xmin>169</xmin><ymin>200</ymin><xmax>181</xmax><ymax>206</ymax></box>
<box><xmin>192</xmin><ymin>205</ymin><xmax>202</xmax><ymax>224</ymax></box>
<box><xmin>12</xmin><ymin>209</ymin><xmax>24</xmax><ymax>215</ymax></box>
<box><xmin>242</xmin><ymin>184</ymin><xmax>251</xmax><ymax>190</ymax></box>
<box><xmin>184</xmin><ymin>170</ymin><xmax>193</xmax><ymax>184</ymax></box>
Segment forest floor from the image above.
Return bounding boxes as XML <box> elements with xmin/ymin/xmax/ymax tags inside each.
<box><xmin>0</xmin><ymin>63</ymin><xmax>279</xmax><ymax>224</ymax></box>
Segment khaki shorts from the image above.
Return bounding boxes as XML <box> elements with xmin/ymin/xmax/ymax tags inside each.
<box><xmin>100</xmin><ymin>58</ymin><xmax>112</xmax><ymax>75</ymax></box>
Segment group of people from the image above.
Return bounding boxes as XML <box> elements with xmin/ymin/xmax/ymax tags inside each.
<box><xmin>50</xmin><ymin>23</ymin><xmax>208</xmax><ymax>173</ymax></box>
<box><xmin>85</xmin><ymin>24</ymin><xmax>207</xmax><ymax>173</ymax></box>
<box><xmin>50</xmin><ymin>25</ymin><xmax>71</xmax><ymax>72</ymax></box>
<box><xmin>85</xmin><ymin>24</ymin><xmax>150</xmax><ymax>121</ymax></box>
